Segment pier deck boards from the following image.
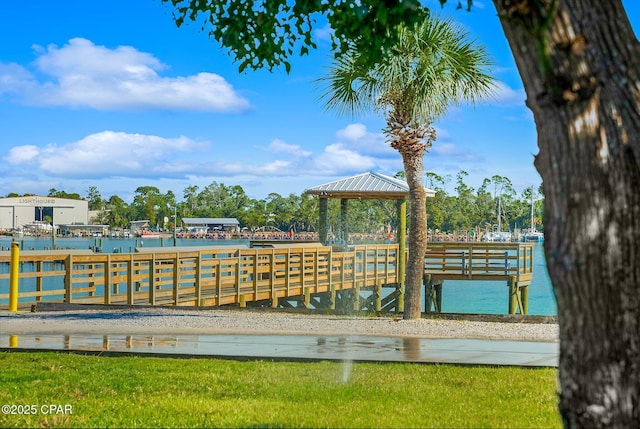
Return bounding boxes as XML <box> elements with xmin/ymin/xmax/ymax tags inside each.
<box><xmin>1</xmin><ymin>242</ymin><xmax>534</xmax><ymax>314</ymax></box>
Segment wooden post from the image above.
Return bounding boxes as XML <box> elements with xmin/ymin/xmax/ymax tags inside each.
<box><xmin>65</xmin><ymin>254</ymin><xmax>73</xmax><ymax>303</ymax></box>
<box><xmin>252</xmin><ymin>250</ymin><xmax>259</xmax><ymax>299</ymax></box>
<box><xmin>508</xmin><ymin>275</ymin><xmax>517</xmax><ymax>314</ymax></box>
<box><xmin>434</xmin><ymin>282</ymin><xmax>443</xmax><ymax>313</ymax></box>
<box><xmin>423</xmin><ymin>274</ymin><xmax>432</xmax><ymax>313</ymax></box>
<box><xmin>270</xmin><ymin>250</ymin><xmax>278</xmax><ymax>308</ymax></box>
<box><xmin>520</xmin><ymin>284</ymin><xmax>529</xmax><ymax>315</ymax></box>
<box><xmin>127</xmin><ymin>254</ymin><xmax>134</xmax><ymax>305</ymax></box>
<box><xmin>149</xmin><ymin>255</ymin><xmax>155</xmax><ymax>305</ymax></box>
<box><xmin>36</xmin><ymin>261</ymin><xmax>43</xmax><ymax>302</ymax></box>
<box><xmin>375</xmin><ymin>279</ymin><xmax>382</xmax><ymax>312</ymax></box>
<box><xmin>8</xmin><ymin>242</ymin><xmax>19</xmax><ymax>312</ymax></box>
<box><xmin>195</xmin><ymin>253</ymin><xmax>202</xmax><ymax>306</ymax></box>
<box><xmin>354</xmin><ymin>280</ymin><xmax>361</xmax><ymax>311</ymax></box>
<box><xmin>235</xmin><ymin>252</ymin><xmax>241</xmax><ymax>304</ymax></box>
<box><xmin>173</xmin><ymin>255</ymin><xmax>180</xmax><ymax>305</ymax></box>
<box><xmin>330</xmin><ymin>284</ymin><xmax>336</xmax><ymax>310</ymax></box>
<box><xmin>304</xmin><ymin>287</ymin><xmax>311</xmax><ymax>309</ymax></box>
<box><xmin>215</xmin><ymin>262</ymin><xmax>222</xmax><ymax>306</ymax></box>
<box><xmin>105</xmin><ymin>255</ymin><xmax>112</xmax><ymax>304</ymax></box>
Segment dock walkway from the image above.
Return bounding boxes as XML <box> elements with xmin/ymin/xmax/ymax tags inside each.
<box><xmin>1</xmin><ymin>242</ymin><xmax>534</xmax><ymax>314</ymax></box>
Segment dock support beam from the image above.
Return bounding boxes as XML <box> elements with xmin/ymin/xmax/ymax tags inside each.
<box><xmin>507</xmin><ymin>275</ymin><xmax>528</xmax><ymax>314</ymax></box>
<box><xmin>423</xmin><ymin>274</ymin><xmax>444</xmax><ymax>313</ymax></box>
<box><xmin>520</xmin><ymin>285</ymin><xmax>529</xmax><ymax>314</ymax></box>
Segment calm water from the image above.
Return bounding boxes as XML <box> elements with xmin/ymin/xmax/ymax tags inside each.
<box><xmin>0</xmin><ymin>237</ymin><xmax>556</xmax><ymax>315</ymax></box>
<box><xmin>436</xmin><ymin>243</ymin><xmax>556</xmax><ymax>315</ymax></box>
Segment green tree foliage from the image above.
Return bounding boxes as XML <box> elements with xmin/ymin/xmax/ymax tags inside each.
<box><xmin>162</xmin><ymin>0</ymin><xmax>429</xmax><ymax>73</ymax></box>
<box><xmin>103</xmin><ymin>195</ymin><xmax>129</xmax><ymax>229</ymax></box>
<box><xmin>130</xmin><ymin>186</ymin><xmax>176</xmax><ymax>228</ymax></box>
<box><xmin>31</xmin><ymin>172</ymin><xmax>543</xmax><ymax>235</ymax></box>
<box><xmin>86</xmin><ymin>186</ymin><xmax>104</xmax><ymax>211</ymax></box>
<box><xmin>48</xmin><ymin>188</ymin><xmax>82</xmax><ymax>200</ymax></box>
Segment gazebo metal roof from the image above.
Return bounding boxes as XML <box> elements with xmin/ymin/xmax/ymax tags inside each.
<box><xmin>306</xmin><ymin>172</ymin><xmax>435</xmax><ymax>199</ymax></box>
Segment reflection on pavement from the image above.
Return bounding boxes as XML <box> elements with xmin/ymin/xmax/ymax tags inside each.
<box><xmin>0</xmin><ymin>333</ymin><xmax>558</xmax><ymax>367</ymax></box>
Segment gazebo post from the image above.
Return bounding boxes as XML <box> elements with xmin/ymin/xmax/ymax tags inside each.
<box><xmin>340</xmin><ymin>199</ymin><xmax>348</xmax><ymax>244</ymax></box>
<box><xmin>397</xmin><ymin>198</ymin><xmax>407</xmax><ymax>311</ymax></box>
<box><xmin>319</xmin><ymin>197</ymin><xmax>328</xmax><ymax>245</ymax></box>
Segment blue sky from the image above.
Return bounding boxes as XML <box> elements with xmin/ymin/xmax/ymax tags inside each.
<box><xmin>1</xmin><ymin>1</ymin><xmax>638</xmax><ymax>203</ymax></box>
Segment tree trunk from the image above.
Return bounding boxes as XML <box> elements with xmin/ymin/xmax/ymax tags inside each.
<box><xmin>400</xmin><ymin>148</ymin><xmax>428</xmax><ymax>320</ymax></box>
<box><xmin>387</xmin><ymin>111</ymin><xmax>433</xmax><ymax>320</ymax></box>
<box><xmin>493</xmin><ymin>1</ymin><xmax>640</xmax><ymax>427</ymax></box>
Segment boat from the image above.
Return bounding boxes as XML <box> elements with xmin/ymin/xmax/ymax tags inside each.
<box><xmin>521</xmin><ymin>230</ymin><xmax>544</xmax><ymax>242</ymax></box>
<box><xmin>483</xmin><ymin>192</ymin><xmax>513</xmax><ymax>242</ymax></box>
<box><xmin>138</xmin><ymin>230</ymin><xmax>161</xmax><ymax>238</ymax></box>
<box><xmin>520</xmin><ymin>188</ymin><xmax>544</xmax><ymax>242</ymax></box>
<box><xmin>483</xmin><ymin>231</ymin><xmax>513</xmax><ymax>242</ymax></box>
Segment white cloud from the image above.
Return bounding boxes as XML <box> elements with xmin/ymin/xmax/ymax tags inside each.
<box><xmin>490</xmin><ymin>81</ymin><xmax>526</xmax><ymax>106</ymax></box>
<box><xmin>3</xmin><ymin>131</ymin><xmax>206</xmax><ymax>178</ymax></box>
<box><xmin>0</xmin><ymin>123</ymin><xmax>406</xmax><ymax>198</ymax></box>
<box><xmin>431</xmin><ymin>142</ymin><xmax>483</xmax><ymax>162</ymax></box>
<box><xmin>310</xmin><ymin>143</ymin><xmax>377</xmax><ymax>175</ymax></box>
<box><xmin>267</xmin><ymin>139</ymin><xmax>312</xmax><ymax>157</ymax></box>
<box><xmin>0</xmin><ymin>63</ymin><xmax>37</xmax><ymax>97</ymax></box>
<box><xmin>0</xmin><ymin>38</ymin><xmax>251</xmax><ymax>112</ymax></box>
<box><xmin>335</xmin><ymin>123</ymin><xmax>393</xmax><ymax>156</ymax></box>
<box><xmin>4</xmin><ymin>145</ymin><xmax>41</xmax><ymax>164</ymax></box>
<box><xmin>336</xmin><ymin>123</ymin><xmax>368</xmax><ymax>141</ymax></box>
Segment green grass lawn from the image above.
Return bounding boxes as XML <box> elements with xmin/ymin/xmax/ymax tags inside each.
<box><xmin>0</xmin><ymin>351</ymin><xmax>561</xmax><ymax>428</ymax></box>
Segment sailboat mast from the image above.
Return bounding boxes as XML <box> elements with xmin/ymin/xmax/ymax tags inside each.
<box><xmin>530</xmin><ymin>187</ymin><xmax>535</xmax><ymax>231</ymax></box>
<box><xmin>497</xmin><ymin>193</ymin><xmax>502</xmax><ymax>231</ymax></box>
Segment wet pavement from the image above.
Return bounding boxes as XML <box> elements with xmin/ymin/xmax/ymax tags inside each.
<box><xmin>0</xmin><ymin>333</ymin><xmax>559</xmax><ymax>367</ymax></box>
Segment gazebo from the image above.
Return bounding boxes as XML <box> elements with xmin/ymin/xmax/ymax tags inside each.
<box><xmin>306</xmin><ymin>171</ymin><xmax>435</xmax><ymax>301</ymax></box>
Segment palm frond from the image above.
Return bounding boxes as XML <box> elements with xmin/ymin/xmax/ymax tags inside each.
<box><xmin>315</xmin><ymin>50</ymin><xmax>381</xmax><ymax>118</ymax></box>
<box><xmin>318</xmin><ymin>13</ymin><xmax>497</xmax><ymax>126</ymax></box>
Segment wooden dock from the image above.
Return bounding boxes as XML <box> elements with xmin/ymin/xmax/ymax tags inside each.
<box><xmin>0</xmin><ymin>242</ymin><xmax>534</xmax><ymax>314</ymax></box>
<box><xmin>423</xmin><ymin>242</ymin><xmax>534</xmax><ymax>314</ymax></box>
<box><xmin>0</xmin><ymin>244</ymin><xmax>400</xmax><ymax>312</ymax></box>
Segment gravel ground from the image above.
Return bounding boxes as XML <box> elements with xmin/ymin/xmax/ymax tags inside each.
<box><xmin>0</xmin><ymin>308</ymin><xmax>559</xmax><ymax>341</ymax></box>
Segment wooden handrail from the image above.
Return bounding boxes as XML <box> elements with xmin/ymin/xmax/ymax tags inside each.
<box><xmin>0</xmin><ymin>244</ymin><xmax>399</xmax><ymax>308</ymax></box>
<box><xmin>424</xmin><ymin>242</ymin><xmax>534</xmax><ymax>282</ymax></box>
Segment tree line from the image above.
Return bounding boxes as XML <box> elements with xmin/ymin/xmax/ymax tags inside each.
<box><xmin>7</xmin><ymin>171</ymin><xmax>543</xmax><ymax>235</ymax></box>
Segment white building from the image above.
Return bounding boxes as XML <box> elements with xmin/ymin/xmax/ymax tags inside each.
<box><xmin>0</xmin><ymin>196</ymin><xmax>89</xmax><ymax>231</ymax></box>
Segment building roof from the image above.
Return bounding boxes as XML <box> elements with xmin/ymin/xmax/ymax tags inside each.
<box><xmin>305</xmin><ymin>172</ymin><xmax>435</xmax><ymax>200</ymax></box>
<box><xmin>182</xmin><ymin>218</ymin><xmax>240</xmax><ymax>226</ymax></box>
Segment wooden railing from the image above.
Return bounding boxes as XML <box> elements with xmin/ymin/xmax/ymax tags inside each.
<box><xmin>424</xmin><ymin>242</ymin><xmax>534</xmax><ymax>283</ymax></box>
<box><xmin>0</xmin><ymin>245</ymin><xmax>399</xmax><ymax>309</ymax></box>
<box><xmin>422</xmin><ymin>242</ymin><xmax>535</xmax><ymax>314</ymax></box>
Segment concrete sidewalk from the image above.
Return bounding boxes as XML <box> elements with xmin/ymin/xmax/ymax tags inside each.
<box><xmin>0</xmin><ymin>333</ymin><xmax>559</xmax><ymax>367</ymax></box>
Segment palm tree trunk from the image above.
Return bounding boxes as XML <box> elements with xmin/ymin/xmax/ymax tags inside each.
<box><xmin>400</xmin><ymin>147</ymin><xmax>428</xmax><ymax>320</ymax></box>
<box><xmin>388</xmin><ymin>116</ymin><xmax>433</xmax><ymax>320</ymax></box>
<box><xmin>494</xmin><ymin>1</ymin><xmax>640</xmax><ymax>426</ymax></box>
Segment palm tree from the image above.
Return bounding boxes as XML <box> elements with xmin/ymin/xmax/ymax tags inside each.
<box><xmin>319</xmin><ymin>15</ymin><xmax>496</xmax><ymax>319</ymax></box>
